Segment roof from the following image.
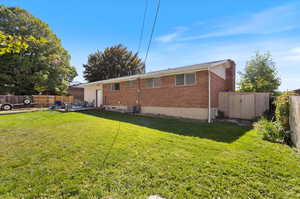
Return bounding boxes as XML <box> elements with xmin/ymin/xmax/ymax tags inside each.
<box><xmin>294</xmin><ymin>89</ymin><xmax>300</xmax><ymax>93</ymax></box>
<box><xmin>69</xmin><ymin>83</ymin><xmax>84</xmax><ymax>88</ymax></box>
<box><xmin>83</xmin><ymin>59</ymin><xmax>232</xmax><ymax>86</ymax></box>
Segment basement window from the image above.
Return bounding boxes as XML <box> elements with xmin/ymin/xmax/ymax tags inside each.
<box><xmin>176</xmin><ymin>73</ymin><xmax>196</xmax><ymax>86</ymax></box>
<box><xmin>146</xmin><ymin>78</ymin><xmax>160</xmax><ymax>88</ymax></box>
<box><xmin>111</xmin><ymin>83</ymin><xmax>120</xmax><ymax>91</ymax></box>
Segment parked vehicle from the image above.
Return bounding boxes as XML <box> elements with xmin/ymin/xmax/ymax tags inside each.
<box><xmin>0</xmin><ymin>95</ymin><xmax>33</xmax><ymax>110</ymax></box>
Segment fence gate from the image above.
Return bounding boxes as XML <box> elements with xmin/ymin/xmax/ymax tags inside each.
<box><xmin>219</xmin><ymin>92</ymin><xmax>270</xmax><ymax>120</ymax></box>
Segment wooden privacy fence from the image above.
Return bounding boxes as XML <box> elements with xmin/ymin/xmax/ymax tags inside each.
<box><xmin>219</xmin><ymin>92</ymin><xmax>270</xmax><ymax>120</ymax></box>
<box><xmin>32</xmin><ymin>95</ymin><xmax>74</xmax><ymax>106</ymax></box>
<box><xmin>289</xmin><ymin>96</ymin><xmax>300</xmax><ymax>148</ymax></box>
<box><xmin>0</xmin><ymin>95</ymin><xmax>25</xmax><ymax>104</ymax></box>
<box><xmin>0</xmin><ymin>95</ymin><xmax>74</xmax><ymax>106</ymax></box>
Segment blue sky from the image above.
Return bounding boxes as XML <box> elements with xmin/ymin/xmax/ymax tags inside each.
<box><xmin>2</xmin><ymin>0</ymin><xmax>300</xmax><ymax>90</ymax></box>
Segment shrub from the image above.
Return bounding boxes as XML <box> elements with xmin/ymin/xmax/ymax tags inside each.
<box><xmin>254</xmin><ymin>118</ymin><xmax>285</xmax><ymax>143</ymax></box>
<box><xmin>274</xmin><ymin>91</ymin><xmax>296</xmax><ymax>130</ymax></box>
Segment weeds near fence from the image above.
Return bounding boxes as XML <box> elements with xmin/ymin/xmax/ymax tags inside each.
<box><xmin>255</xmin><ymin>91</ymin><xmax>296</xmax><ymax>145</ymax></box>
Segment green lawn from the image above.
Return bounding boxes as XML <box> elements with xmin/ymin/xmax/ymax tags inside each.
<box><xmin>0</xmin><ymin>111</ymin><xmax>299</xmax><ymax>199</ymax></box>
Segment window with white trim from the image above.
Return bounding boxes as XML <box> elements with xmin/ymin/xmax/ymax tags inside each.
<box><xmin>127</xmin><ymin>80</ymin><xmax>135</xmax><ymax>87</ymax></box>
<box><xmin>176</xmin><ymin>73</ymin><xmax>196</xmax><ymax>86</ymax></box>
<box><xmin>146</xmin><ymin>78</ymin><xmax>160</xmax><ymax>88</ymax></box>
<box><xmin>111</xmin><ymin>83</ymin><xmax>120</xmax><ymax>91</ymax></box>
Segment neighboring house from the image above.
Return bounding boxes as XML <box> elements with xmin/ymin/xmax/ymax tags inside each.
<box><xmin>294</xmin><ymin>89</ymin><xmax>300</xmax><ymax>95</ymax></box>
<box><xmin>83</xmin><ymin>59</ymin><xmax>235</xmax><ymax>122</ymax></box>
<box><xmin>67</xmin><ymin>84</ymin><xmax>84</xmax><ymax>102</ymax></box>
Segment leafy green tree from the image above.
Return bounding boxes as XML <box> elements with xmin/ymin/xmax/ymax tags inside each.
<box><xmin>238</xmin><ymin>52</ymin><xmax>281</xmax><ymax>92</ymax></box>
<box><xmin>83</xmin><ymin>44</ymin><xmax>145</xmax><ymax>82</ymax></box>
<box><xmin>0</xmin><ymin>6</ymin><xmax>77</xmax><ymax>95</ymax></box>
<box><xmin>0</xmin><ymin>31</ymin><xmax>30</xmax><ymax>55</ymax></box>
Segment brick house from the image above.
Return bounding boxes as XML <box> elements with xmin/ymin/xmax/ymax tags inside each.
<box><xmin>83</xmin><ymin>60</ymin><xmax>235</xmax><ymax>122</ymax></box>
<box><xmin>67</xmin><ymin>84</ymin><xmax>84</xmax><ymax>102</ymax></box>
<box><xmin>294</xmin><ymin>89</ymin><xmax>300</xmax><ymax>95</ymax></box>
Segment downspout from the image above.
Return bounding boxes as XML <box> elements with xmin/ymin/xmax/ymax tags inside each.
<box><xmin>208</xmin><ymin>68</ymin><xmax>212</xmax><ymax>123</ymax></box>
<box><xmin>137</xmin><ymin>78</ymin><xmax>141</xmax><ymax>110</ymax></box>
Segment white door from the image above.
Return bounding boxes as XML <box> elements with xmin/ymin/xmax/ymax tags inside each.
<box><xmin>96</xmin><ymin>89</ymin><xmax>103</xmax><ymax>107</ymax></box>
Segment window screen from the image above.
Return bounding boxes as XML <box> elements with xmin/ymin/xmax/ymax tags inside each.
<box><xmin>111</xmin><ymin>83</ymin><xmax>120</xmax><ymax>91</ymax></box>
<box><xmin>185</xmin><ymin>73</ymin><xmax>196</xmax><ymax>85</ymax></box>
<box><xmin>176</xmin><ymin>73</ymin><xmax>196</xmax><ymax>86</ymax></box>
<box><xmin>127</xmin><ymin>80</ymin><xmax>135</xmax><ymax>87</ymax></box>
<box><xmin>153</xmin><ymin>78</ymin><xmax>160</xmax><ymax>88</ymax></box>
<box><xmin>176</xmin><ymin>74</ymin><xmax>184</xmax><ymax>86</ymax></box>
<box><xmin>146</xmin><ymin>79</ymin><xmax>153</xmax><ymax>88</ymax></box>
<box><xmin>146</xmin><ymin>78</ymin><xmax>160</xmax><ymax>88</ymax></box>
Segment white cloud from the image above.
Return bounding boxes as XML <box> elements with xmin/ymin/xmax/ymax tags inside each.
<box><xmin>178</xmin><ymin>3</ymin><xmax>300</xmax><ymax>41</ymax></box>
<box><xmin>148</xmin><ymin>37</ymin><xmax>300</xmax><ymax>91</ymax></box>
<box><xmin>278</xmin><ymin>47</ymin><xmax>300</xmax><ymax>62</ymax></box>
<box><xmin>148</xmin><ymin>2</ymin><xmax>300</xmax><ymax>90</ymax></box>
<box><xmin>156</xmin><ymin>32</ymin><xmax>179</xmax><ymax>43</ymax></box>
<box><xmin>291</xmin><ymin>47</ymin><xmax>300</xmax><ymax>54</ymax></box>
<box><xmin>155</xmin><ymin>27</ymin><xmax>188</xmax><ymax>43</ymax></box>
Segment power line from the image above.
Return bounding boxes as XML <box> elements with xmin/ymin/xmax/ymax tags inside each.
<box><xmin>137</xmin><ymin>0</ymin><xmax>149</xmax><ymax>54</ymax></box>
<box><xmin>144</xmin><ymin>0</ymin><xmax>161</xmax><ymax>65</ymax></box>
<box><xmin>101</xmin><ymin>119</ymin><xmax>121</xmax><ymax>168</ymax></box>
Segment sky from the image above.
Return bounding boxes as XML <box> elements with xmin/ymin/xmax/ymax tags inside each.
<box><xmin>1</xmin><ymin>0</ymin><xmax>300</xmax><ymax>90</ymax></box>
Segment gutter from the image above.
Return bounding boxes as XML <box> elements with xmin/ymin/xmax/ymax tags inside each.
<box><xmin>83</xmin><ymin>67</ymin><xmax>209</xmax><ymax>86</ymax></box>
<box><xmin>82</xmin><ymin>60</ymin><xmax>229</xmax><ymax>86</ymax></box>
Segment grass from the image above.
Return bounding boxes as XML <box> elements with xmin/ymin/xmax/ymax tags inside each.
<box><xmin>0</xmin><ymin>110</ymin><xmax>299</xmax><ymax>199</ymax></box>
<box><xmin>0</xmin><ymin>108</ymin><xmax>47</xmax><ymax>115</ymax></box>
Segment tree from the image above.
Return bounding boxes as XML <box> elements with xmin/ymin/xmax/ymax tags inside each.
<box><xmin>0</xmin><ymin>31</ymin><xmax>30</xmax><ymax>55</ymax></box>
<box><xmin>83</xmin><ymin>44</ymin><xmax>145</xmax><ymax>82</ymax></box>
<box><xmin>238</xmin><ymin>52</ymin><xmax>281</xmax><ymax>92</ymax></box>
<box><xmin>0</xmin><ymin>6</ymin><xmax>77</xmax><ymax>95</ymax></box>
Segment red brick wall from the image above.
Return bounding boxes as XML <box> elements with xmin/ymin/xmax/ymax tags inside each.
<box><xmin>210</xmin><ymin>61</ymin><xmax>236</xmax><ymax>107</ymax></box>
<box><xmin>225</xmin><ymin>60</ymin><xmax>236</xmax><ymax>92</ymax></box>
<box><xmin>140</xmin><ymin>71</ymin><xmax>209</xmax><ymax>108</ymax></box>
<box><xmin>102</xmin><ymin>64</ymin><xmax>236</xmax><ymax>109</ymax></box>
<box><xmin>67</xmin><ymin>87</ymin><xmax>84</xmax><ymax>102</ymax></box>
<box><xmin>103</xmin><ymin>81</ymin><xmax>138</xmax><ymax>106</ymax></box>
<box><xmin>210</xmin><ymin>72</ymin><xmax>226</xmax><ymax>108</ymax></box>
<box><xmin>103</xmin><ymin>71</ymin><xmax>209</xmax><ymax>108</ymax></box>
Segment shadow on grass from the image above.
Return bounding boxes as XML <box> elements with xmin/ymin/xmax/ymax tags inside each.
<box><xmin>78</xmin><ymin>110</ymin><xmax>250</xmax><ymax>143</ymax></box>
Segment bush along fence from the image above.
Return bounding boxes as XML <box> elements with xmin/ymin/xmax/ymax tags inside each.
<box><xmin>255</xmin><ymin>91</ymin><xmax>299</xmax><ymax>148</ymax></box>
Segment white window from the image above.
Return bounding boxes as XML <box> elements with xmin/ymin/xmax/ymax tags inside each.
<box><xmin>185</xmin><ymin>73</ymin><xmax>196</xmax><ymax>85</ymax></box>
<box><xmin>176</xmin><ymin>74</ymin><xmax>184</xmax><ymax>85</ymax></box>
<box><xmin>127</xmin><ymin>80</ymin><xmax>135</xmax><ymax>87</ymax></box>
<box><xmin>111</xmin><ymin>83</ymin><xmax>120</xmax><ymax>91</ymax></box>
<box><xmin>146</xmin><ymin>78</ymin><xmax>160</xmax><ymax>88</ymax></box>
<box><xmin>176</xmin><ymin>73</ymin><xmax>196</xmax><ymax>86</ymax></box>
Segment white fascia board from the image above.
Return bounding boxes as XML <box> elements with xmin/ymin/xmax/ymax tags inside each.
<box><xmin>82</xmin><ymin>60</ymin><xmax>229</xmax><ymax>86</ymax></box>
<box><xmin>139</xmin><ymin>67</ymin><xmax>209</xmax><ymax>79</ymax></box>
<box><xmin>83</xmin><ymin>66</ymin><xmax>210</xmax><ymax>86</ymax></box>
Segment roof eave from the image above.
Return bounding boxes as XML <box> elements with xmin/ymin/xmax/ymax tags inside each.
<box><xmin>83</xmin><ymin>67</ymin><xmax>209</xmax><ymax>86</ymax></box>
<box><xmin>83</xmin><ymin>60</ymin><xmax>230</xmax><ymax>86</ymax></box>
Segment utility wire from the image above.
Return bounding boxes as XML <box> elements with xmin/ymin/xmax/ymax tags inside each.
<box><xmin>137</xmin><ymin>0</ymin><xmax>149</xmax><ymax>54</ymax></box>
<box><xmin>101</xmin><ymin>1</ymin><xmax>161</xmax><ymax>167</ymax></box>
<box><xmin>101</xmin><ymin>119</ymin><xmax>121</xmax><ymax>168</ymax></box>
<box><xmin>144</xmin><ymin>0</ymin><xmax>161</xmax><ymax>65</ymax></box>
